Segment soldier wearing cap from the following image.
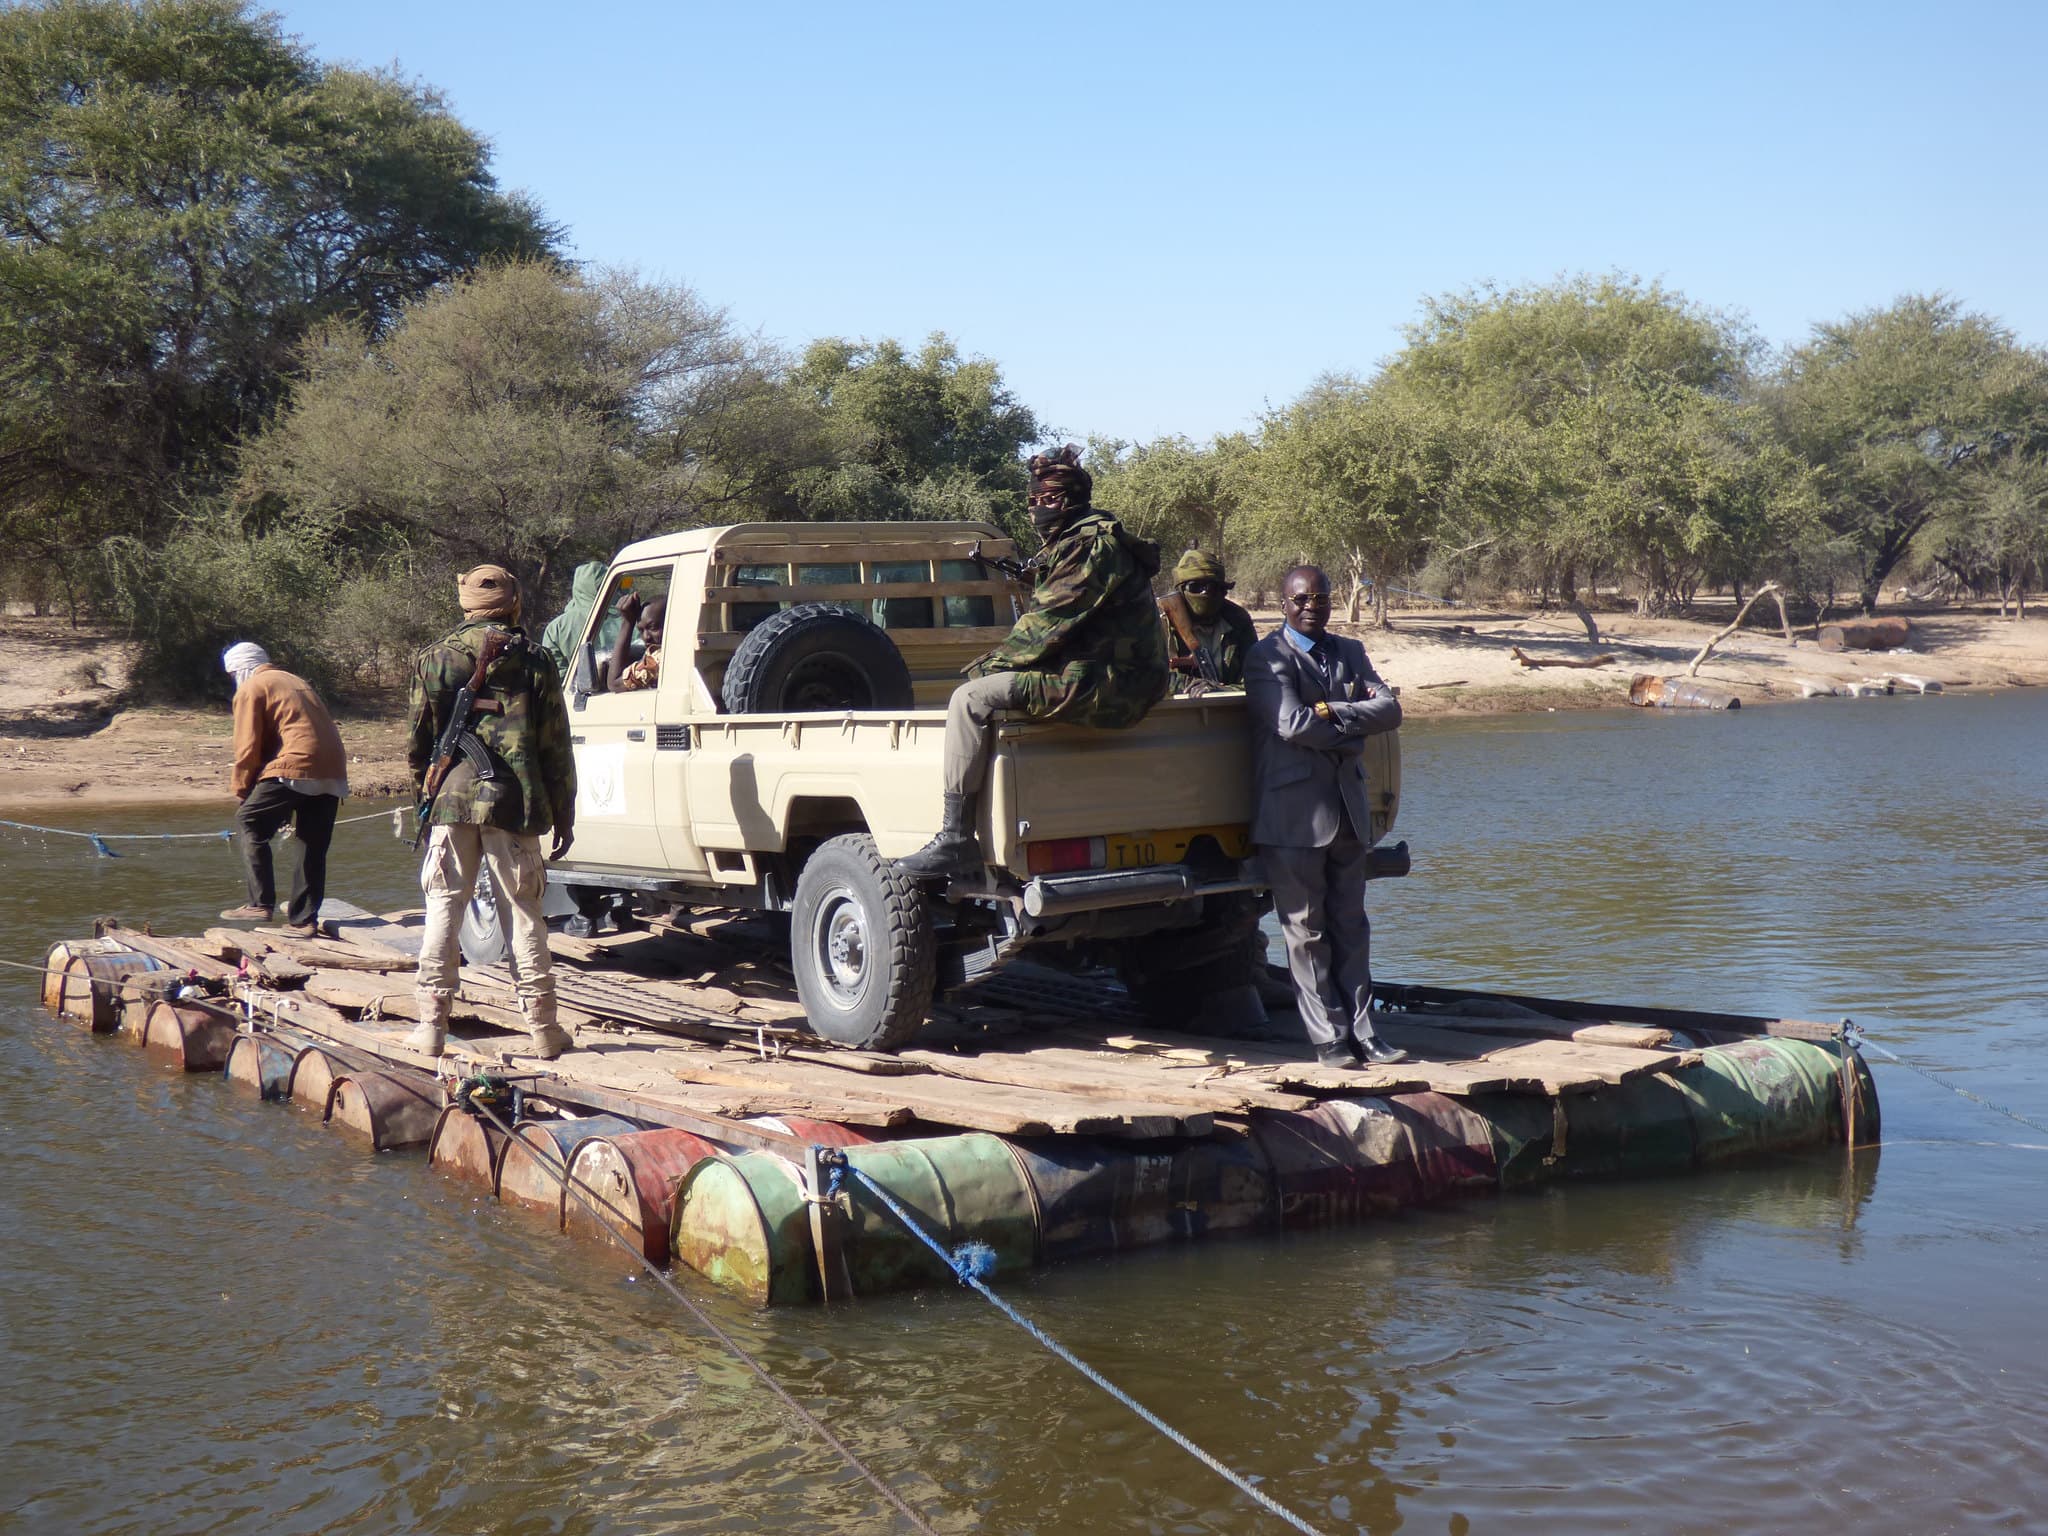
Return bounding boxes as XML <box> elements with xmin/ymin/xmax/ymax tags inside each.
<box><xmin>1160</xmin><ymin>548</ymin><xmax>1258</xmax><ymax>695</ymax></box>
<box><xmin>405</xmin><ymin>564</ymin><xmax>578</xmax><ymax>1060</ymax></box>
<box><xmin>894</xmin><ymin>444</ymin><xmax>1170</xmax><ymax>882</ymax></box>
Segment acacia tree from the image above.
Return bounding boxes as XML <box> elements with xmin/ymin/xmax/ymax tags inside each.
<box><xmin>1770</xmin><ymin>295</ymin><xmax>2048</xmax><ymax>614</ymax></box>
<box><xmin>0</xmin><ymin>0</ymin><xmax>557</xmax><ymax>586</ymax></box>
<box><xmin>236</xmin><ymin>262</ymin><xmax>769</xmax><ymax>596</ymax></box>
<box><xmin>1087</xmin><ymin>432</ymin><xmax>1254</xmax><ymax>569</ymax></box>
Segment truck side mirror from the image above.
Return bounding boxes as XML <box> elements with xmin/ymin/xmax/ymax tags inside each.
<box><xmin>571</xmin><ymin>642</ymin><xmax>595</xmax><ymax>708</ymax></box>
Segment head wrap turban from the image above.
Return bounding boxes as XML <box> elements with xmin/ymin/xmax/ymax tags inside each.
<box><xmin>1173</xmin><ymin>549</ymin><xmax>1227</xmax><ymax>586</ymax></box>
<box><xmin>1027</xmin><ymin>443</ymin><xmax>1092</xmax><ymax>508</ymax></box>
<box><xmin>458</xmin><ymin>564</ymin><xmax>521</xmax><ymax>622</ymax></box>
<box><xmin>220</xmin><ymin>640</ymin><xmax>270</xmax><ymax>681</ymax></box>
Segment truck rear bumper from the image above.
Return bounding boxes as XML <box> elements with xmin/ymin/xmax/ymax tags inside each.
<box><xmin>1019</xmin><ymin>866</ymin><xmax>1262</xmax><ymax>919</ymax></box>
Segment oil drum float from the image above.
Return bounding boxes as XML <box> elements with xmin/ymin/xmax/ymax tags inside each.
<box><xmin>139</xmin><ymin>998</ymin><xmax>241</xmax><ymax>1072</ymax></box>
<box><xmin>55</xmin><ymin>950</ymin><xmax>162</xmax><ymax>1031</ymax></box>
<box><xmin>562</xmin><ymin>1128</ymin><xmax>721</xmax><ymax>1263</ymax></box>
<box><xmin>224</xmin><ymin>1033</ymin><xmax>299</xmax><ymax>1100</ymax></box>
<box><xmin>325</xmin><ymin>1071</ymin><xmax>443</xmax><ymax>1151</ymax></box>
<box><xmin>427</xmin><ymin>1104</ymin><xmax>511</xmax><ymax>1189</ymax></box>
<box><xmin>743</xmin><ymin>1115</ymin><xmax>878</xmax><ymax>1150</ymax></box>
<box><xmin>494</xmin><ymin>1115</ymin><xmax>639</xmax><ymax>1218</ymax></box>
<box><xmin>41</xmin><ymin>938</ymin><xmax>124</xmax><ymax>1014</ymax></box>
<box><xmin>289</xmin><ymin>1044</ymin><xmax>377</xmax><ymax>1110</ymax></box>
<box><xmin>1250</xmin><ymin>1103</ymin><xmax>1424</xmax><ymax>1227</ymax></box>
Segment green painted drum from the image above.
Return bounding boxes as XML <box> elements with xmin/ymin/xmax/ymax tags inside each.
<box><xmin>837</xmin><ymin>1135</ymin><xmax>1038</xmax><ymax>1294</ymax></box>
<box><xmin>1552</xmin><ymin>1075</ymin><xmax>1699</xmax><ymax>1179</ymax></box>
<box><xmin>1672</xmin><ymin>1039</ymin><xmax>1841</xmax><ymax>1163</ymax></box>
<box><xmin>672</xmin><ymin>1153</ymin><xmax>814</xmax><ymax>1306</ymax></box>
<box><xmin>1472</xmin><ymin>1094</ymin><xmax>1559</xmax><ymax>1187</ymax></box>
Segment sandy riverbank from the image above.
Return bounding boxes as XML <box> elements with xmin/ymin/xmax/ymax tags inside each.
<box><xmin>3</xmin><ymin>608</ymin><xmax>2043</xmax><ymax>815</ymax></box>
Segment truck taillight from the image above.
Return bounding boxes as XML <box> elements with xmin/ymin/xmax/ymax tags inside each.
<box><xmin>1025</xmin><ymin>837</ymin><xmax>1107</xmax><ymax>875</ymax></box>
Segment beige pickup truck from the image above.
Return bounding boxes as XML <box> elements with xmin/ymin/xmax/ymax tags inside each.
<box><xmin>546</xmin><ymin>521</ymin><xmax>1402</xmax><ymax>1049</ymax></box>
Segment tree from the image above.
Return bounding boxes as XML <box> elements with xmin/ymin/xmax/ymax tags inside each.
<box><xmin>1087</xmin><ymin>432</ymin><xmax>1254</xmax><ymax>566</ymax></box>
<box><xmin>1381</xmin><ymin>275</ymin><xmax>1783</xmax><ymax>626</ymax></box>
<box><xmin>1770</xmin><ymin>294</ymin><xmax>2048</xmax><ymax>613</ymax></box>
<box><xmin>0</xmin><ymin>0</ymin><xmax>557</xmax><ymax>578</ymax></box>
<box><xmin>236</xmin><ymin>262</ymin><xmax>769</xmax><ymax>596</ymax></box>
<box><xmin>777</xmin><ymin>334</ymin><xmax>1041</xmax><ymax>529</ymax></box>
<box><xmin>1244</xmin><ymin>378</ymin><xmax>1464</xmax><ymax>625</ymax></box>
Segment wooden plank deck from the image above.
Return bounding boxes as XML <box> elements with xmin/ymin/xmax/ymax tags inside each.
<box><xmin>98</xmin><ymin>912</ymin><xmax>1732</xmax><ymax>1139</ymax></box>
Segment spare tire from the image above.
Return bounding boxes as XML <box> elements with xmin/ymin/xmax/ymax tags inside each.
<box><xmin>720</xmin><ymin>602</ymin><xmax>916</xmax><ymax>715</ymax></box>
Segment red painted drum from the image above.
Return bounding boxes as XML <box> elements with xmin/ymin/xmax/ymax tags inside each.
<box><xmin>1379</xmin><ymin>1092</ymin><xmax>1501</xmax><ymax>1201</ymax></box>
<box><xmin>495</xmin><ymin>1115</ymin><xmax>639</xmax><ymax>1218</ymax></box>
<box><xmin>563</xmin><ymin>1128</ymin><xmax>721</xmax><ymax>1263</ymax></box>
<box><xmin>1252</xmin><ymin>1102</ymin><xmax>1423</xmax><ymax>1227</ymax></box>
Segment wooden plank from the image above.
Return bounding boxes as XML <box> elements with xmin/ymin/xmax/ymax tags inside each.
<box><xmin>1374</xmin><ymin>1020</ymin><xmax>1687</xmax><ymax>1093</ymax></box>
<box><xmin>1389</xmin><ymin>1008</ymin><xmax>1675</xmax><ymax>1050</ymax></box>
<box><xmin>100</xmin><ymin>929</ymin><xmax>238</xmax><ymax>982</ymax></box>
<box><xmin>1263</xmin><ymin>1060</ymin><xmax>1492</xmax><ymax>1096</ymax></box>
<box><xmin>659</xmin><ymin>1054</ymin><xmax>1205</xmax><ymax>1139</ymax></box>
<box><xmin>900</xmin><ymin>1044</ymin><xmax>1311</xmax><ymax>1113</ymax></box>
<box><xmin>702</xmin><ymin>580</ymin><xmax>1013</xmax><ymax>603</ymax></box>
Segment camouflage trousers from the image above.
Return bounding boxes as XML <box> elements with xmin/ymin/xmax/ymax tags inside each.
<box><xmin>415</xmin><ymin>823</ymin><xmax>557</xmax><ymax>1030</ymax></box>
<box><xmin>942</xmin><ymin>672</ymin><xmax>1028</xmax><ymax>797</ymax></box>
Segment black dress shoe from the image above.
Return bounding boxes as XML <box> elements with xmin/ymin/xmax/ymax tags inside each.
<box><xmin>1356</xmin><ymin>1035</ymin><xmax>1408</xmax><ymax>1066</ymax></box>
<box><xmin>1314</xmin><ymin>1041</ymin><xmax>1361</xmax><ymax>1069</ymax></box>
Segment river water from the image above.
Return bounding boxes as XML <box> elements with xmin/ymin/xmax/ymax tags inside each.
<box><xmin>3</xmin><ymin>691</ymin><xmax>2044</xmax><ymax>1535</ymax></box>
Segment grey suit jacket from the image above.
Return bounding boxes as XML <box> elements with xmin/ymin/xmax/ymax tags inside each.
<box><xmin>1244</xmin><ymin>628</ymin><xmax>1402</xmax><ymax>848</ymax></box>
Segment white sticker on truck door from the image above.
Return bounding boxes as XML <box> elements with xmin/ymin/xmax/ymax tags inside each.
<box><xmin>576</xmin><ymin>743</ymin><xmax>629</xmax><ymax>818</ymax></box>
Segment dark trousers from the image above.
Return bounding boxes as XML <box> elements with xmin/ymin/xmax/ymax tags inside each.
<box><xmin>1260</xmin><ymin>833</ymin><xmax>1376</xmax><ymax>1049</ymax></box>
<box><xmin>236</xmin><ymin>781</ymin><xmax>339</xmax><ymax>926</ymax></box>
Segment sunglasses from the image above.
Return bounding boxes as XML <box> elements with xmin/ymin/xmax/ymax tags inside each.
<box><xmin>1285</xmin><ymin>592</ymin><xmax>1332</xmax><ymax>609</ymax></box>
<box><xmin>1180</xmin><ymin>580</ymin><xmax>1225</xmax><ymax>596</ymax></box>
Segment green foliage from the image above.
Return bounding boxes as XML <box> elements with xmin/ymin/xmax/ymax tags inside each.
<box><xmin>102</xmin><ymin>504</ymin><xmax>342</xmax><ymax>696</ymax></box>
<box><xmin>779</xmin><ymin>335</ymin><xmax>1040</xmax><ymax>531</ymax></box>
<box><xmin>1089</xmin><ymin>432</ymin><xmax>1254</xmax><ymax>565</ymax></box>
<box><xmin>236</xmin><ymin>262</ymin><xmax>768</xmax><ymax>597</ymax></box>
<box><xmin>1771</xmin><ymin>294</ymin><xmax>2048</xmax><ymax>612</ymax></box>
<box><xmin>0</xmin><ymin>0</ymin><xmax>557</xmax><ymax>577</ymax></box>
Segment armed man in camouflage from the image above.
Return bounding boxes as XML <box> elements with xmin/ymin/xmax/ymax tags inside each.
<box><xmin>405</xmin><ymin>565</ymin><xmax>579</xmax><ymax>1060</ymax></box>
<box><xmin>895</xmin><ymin>444</ymin><xmax>1170</xmax><ymax>881</ymax></box>
<box><xmin>1160</xmin><ymin>548</ymin><xmax>1259</xmax><ymax>694</ymax></box>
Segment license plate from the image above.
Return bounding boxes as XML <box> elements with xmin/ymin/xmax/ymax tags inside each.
<box><xmin>1103</xmin><ymin>824</ymin><xmax>1252</xmax><ymax>870</ymax></box>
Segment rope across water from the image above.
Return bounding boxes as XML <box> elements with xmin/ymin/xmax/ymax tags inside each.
<box><xmin>0</xmin><ymin>807</ymin><xmax>396</xmax><ymax>858</ymax></box>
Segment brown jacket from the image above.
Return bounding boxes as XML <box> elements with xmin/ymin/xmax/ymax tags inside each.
<box><xmin>232</xmin><ymin>666</ymin><xmax>347</xmax><ymax>799</ymax></box>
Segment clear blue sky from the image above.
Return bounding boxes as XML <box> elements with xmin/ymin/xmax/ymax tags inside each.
<box><xmin>278</xmin><ymin>0</ymin><xmax>2047</xmax><ymax>446</ymax></box>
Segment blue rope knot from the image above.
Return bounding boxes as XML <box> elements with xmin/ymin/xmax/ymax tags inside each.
<box><xmin>87</xmin><ymin>834</ymin><xmax>120</xmax><ymax>859</ymax></box>
<box><xmin>948</xmin><ymin>1241</ymin><xmax>997</xmax><ymax>1282</ymax></box>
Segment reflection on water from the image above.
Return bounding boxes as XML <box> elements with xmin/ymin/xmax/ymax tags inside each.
<box><xmin>3</xmin><ymin>690</ymin><xmax>2045</xmax><ymax>1533</ymax></box>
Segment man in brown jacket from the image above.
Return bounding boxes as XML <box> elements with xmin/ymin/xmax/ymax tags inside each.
<box><xmin>219</xmin><ymin>641</ymin><xmax>349</xmax><ymax>935</ymax></box>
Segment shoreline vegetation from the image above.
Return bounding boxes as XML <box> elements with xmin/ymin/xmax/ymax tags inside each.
<box><xmin>4</xmin><ymin>606</ymin><xmax>2041</xmax><ymax>815</ymax></box>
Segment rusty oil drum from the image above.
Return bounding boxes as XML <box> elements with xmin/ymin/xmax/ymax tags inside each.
<box><xmin>325</xmin><ymin>1070</ymin><xmax>444</xmax><ymax>1152</ymax></box>
<box><xmin>55</xmin><ymin>950</ymin><xmax>163</xmax><ymax>1031</ymax></box>
<box><xmin>224</xmin><ymin>1033</ymin><xmax>300</xmax><ymax>1099</ymax></box>
<box><xmin>1668</xmin><ymin>1038</ymin><xmax>1844</xmax><ymax>1163</ymax></box>
<box><xmin>671</xmin><ymin>1150</ymin><xmax>814</xmax><ymax>1304</ymax></box>
<box><xmin>1250</xmin><ymin>1102</ymin><xmax>1424</xmax><ymax>1227</ymax></box>
<box><xmin>563</xmin><ymin>1128</ymin><xmax>722</xmax><ymax>1263</ymax></box>
<box><xmin>140</xmin><ymin>997</ymin><xmax>241</xmax><ymax>1071</ymax></box>
<box><xmin>428</xmin><ymin>1104</ymin><xmax>511</xmax><ymax>1188</ymax></box>
<box><xmin>494</xmin><ymin>1114</ymin><xmax>639</xmax><ymax>1217</ymax></box>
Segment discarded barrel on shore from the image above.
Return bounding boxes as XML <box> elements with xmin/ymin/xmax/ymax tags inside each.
<box><xmin>326</xmin><ymin>1070</ymin><xmax>443</xmax><ymax>1151</ymax></box>
<box><xmin>225</xmin><ymin>1033</ymin><xmax>299</xmax><ymax>1100</ymax></box>
<box><xmin>563</xmin><ymin>1128</ymin><xmax>722</xmax><ymax>1263</ymax></box>
<box><xmin>1818</xmin><ymin>616</ymin><xmax>1912</xmax><ymax>652</ymax></box>
<box><xmin>1629</xmin><ymin>674</ymin><xmax>1741</xmax><ymax>710</ymax></box>
<box><xmin>140</xmin><ymin>998</ymin><xmax>241</xmax><ymax>1072</ymax></box>
<box><xmin>495</xmin><ymin>1114</ymin><xmax>639</xmax><ymax>1216</ymax></box>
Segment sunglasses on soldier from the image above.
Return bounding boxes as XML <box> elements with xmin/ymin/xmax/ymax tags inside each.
<box><xmin>1180</xmin><ymin>580</ymin><xmax>1225</xmax><ymax>596</ymax></box>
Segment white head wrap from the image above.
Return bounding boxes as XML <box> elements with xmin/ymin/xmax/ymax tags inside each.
<box><xmin>221</xmin><ymin>641</ymin><xmax>270</xmax><ymax>687</ymax></box>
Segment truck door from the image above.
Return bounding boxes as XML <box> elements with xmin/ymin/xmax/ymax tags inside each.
<box><xmin>565</xmin><ymin>560</ymin><xmax>672</xmax><ymax>872</ymax></box>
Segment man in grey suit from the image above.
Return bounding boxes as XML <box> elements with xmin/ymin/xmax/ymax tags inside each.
<box><xmin>1244</xmin><ymin>564</ymin><xmax>1408</xmax><ymax>1068</ymax></box>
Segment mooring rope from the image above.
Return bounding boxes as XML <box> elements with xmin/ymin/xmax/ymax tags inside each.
<box><xmin>0</xmin><ymin>808</ymin><xmax>396</xmax><ymax>858</ymax></box>
<box><xmin>831</xmin><ymin>1158</ymin><xmax>1333</xmax><ymax>1536</ymax></box>
<box><xmin>453</xmin><ymin>1093</ymin><xmax>941</xmax><ymax>1536</ymax></box>
<box><xmin>1854</xmin><ymin>1027</ymin><xmax>2048</xmax><ymax>1140</ymax></box>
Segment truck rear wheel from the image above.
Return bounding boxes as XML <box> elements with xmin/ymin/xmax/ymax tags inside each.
<box><xmin>721</xmin><ymin>603</ymin><xmax>915</xmax><ymax>715</ymax></box>
<box><xmin>791</xmin><ymin>833</ymin><xmax>937</xmax><ymax>1051</ymax></box>
<box><xmin>1115</xmin><ymin>892</ymin><xmax>1271</xmax><ymax>1035</ymax></box>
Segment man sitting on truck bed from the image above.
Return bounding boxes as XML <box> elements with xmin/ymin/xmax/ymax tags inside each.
<box><xmin>895</xmin><ymin>444</ymin><xmax>1171</xmax><ymax>881</ymax></box>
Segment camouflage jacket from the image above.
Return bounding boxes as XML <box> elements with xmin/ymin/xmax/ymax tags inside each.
<box><xmin>968</xmin><ymin>509</ymin><xmax>1169</xmax><ymax>728</ymax></box>
<box><xmin>408</xmin><ymin>620</ymin><xmax>576</xmax><ymax>837</ymax></box>
<box><xmin>1160</xmin><ymin>593</ymin><xmax>1258</xmax><ymax>693</ymax></box>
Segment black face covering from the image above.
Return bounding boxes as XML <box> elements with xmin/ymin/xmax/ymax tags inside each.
<box><xmin>1029</xmin><ymin>499</ymin><xmax>1075</xmax><ymax>538</ymax></box>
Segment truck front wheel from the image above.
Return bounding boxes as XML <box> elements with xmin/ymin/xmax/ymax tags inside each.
<box><xmin>791</xmin><ymin>833</ymin><xmax>937</xmax><ymax>1051</ymax></box>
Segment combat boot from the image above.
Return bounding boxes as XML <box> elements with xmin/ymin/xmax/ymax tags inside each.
<box><xmin>528</xmin><ymin>1022</ymin><xmax>573</xmax><ymax>1060</ymax></box>
<box><xmin>892</xmin><ymin>792</ymin><xmax>982</xmax><ymax>882</ymax></box>
<box><xmin>404</xmin><ymin>999</ymin><xmax>449</xmax><ymax>1058</ymax></box>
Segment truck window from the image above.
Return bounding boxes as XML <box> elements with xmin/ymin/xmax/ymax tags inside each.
<box><xmin>797</xmin><ymin>562</ymin><xmax>863</xmax><ymax>619</ymax></box>
<box><xmin>870</xmin><ymin>560</ymin><xmax>934</xmax><ymax>630</ymax></box>
<box><xmin>938</xmin><ymin>558</ymin><xmax>997</xmax><ymax>627</ymax></box>
<box><xmin>730</xmin><ymin>562</ymin><xmax>788</xmax><ymax>632</ymax></box>
<box><xmin>590</xmin><ymin>565</ymin><xmax>672</xmax><ymax>690</ymax></box>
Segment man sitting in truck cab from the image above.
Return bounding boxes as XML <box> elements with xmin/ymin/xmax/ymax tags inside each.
<box><xmin>604</xmin><ymin>592</ymin><xmax>665</xmax><ymax>693</ymax></box>
<box><xmin>895</xmin><ymin>444</ymin><xmax>1170</xmax><ymax>881</ymax></box>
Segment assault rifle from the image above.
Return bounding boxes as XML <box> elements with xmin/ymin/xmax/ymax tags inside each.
<box><xmin>1159</xmin><ymin>592</ymin><xmax>1221</xmax><ymax>686</ymax></box>
<box><xmin>967</xmin><ymin>538</ymin><xmax>1041</xmax><ymax>584</ymax></box>
<box><xmin>414</xmin><ymin>631</ymin><xmax>509</xmax><ymax>850</ymax></box>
